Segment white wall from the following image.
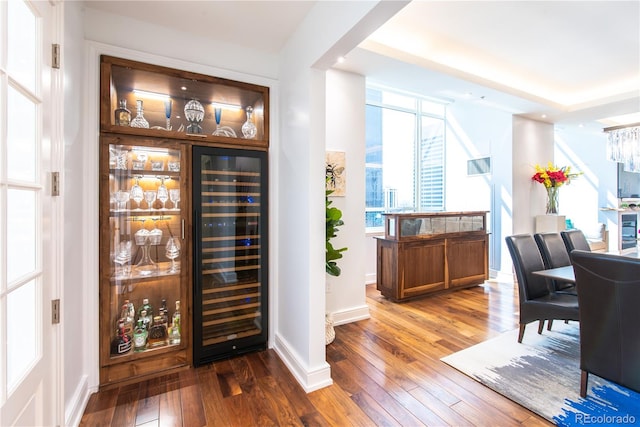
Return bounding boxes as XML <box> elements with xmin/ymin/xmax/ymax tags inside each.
<box><xmin>63</xmin><ymin>2</ymin><xmax>92</xmax><ymax>426</ymax></box>
<box><xmin>512</xmin><ymin>117</ymin><xmax>555</xmax><ymax>232</ymax></box>
<box><xmin>82</xmin><ymin>8</ymin><xmax>279</xmax><ymax>80</ymax></box>
<box><xmin>446</xmin><ymin>101</ymin><xmax>513</xmax><ymax>275</ymax></box>
<box><xmin>325</xmin><ymin>70</ymin><xmax>370</xmax><ymax>324</ymax></box>
<box><xmin>555</xmin><ymin>126</ymin><xmax>619</xmax><ymax>248</ymax></box>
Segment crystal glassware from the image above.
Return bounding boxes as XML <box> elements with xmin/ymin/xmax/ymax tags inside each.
<box><xmin>148</xmin><ymin>217</ymin><xmax>163</xmax><ymax>246</ymax></box>
<box><xmin>241</xmin><ymin>106</ymin><xmax>257</xmax><ymax>139</ymax></box>
<box><xmin>130</xmin><ymin>99</ymin><xmax>150</xmax><ymax>128</ymax></box>
<box><xmin>157</xmin><ymin>178</ymin><xmax>169</xmax><ymax>209</ymax></box>
<box><xmin>110</xmin><ymin>149</ymin><xmax>128</xmax><ymax>170</ymax></box>
<box><xmin>151</xmin><ymin>160</ymin><xmax>164</xmax><ymax>171</ymax></box>
<box><xmin>134</xmin><ymin>228</ymin><xmax>157</xmax><ymax>276</ymax></box>
<box><xmin>164</xmin><ymin>99</ymin><xmax>172</xmax><ymax>130</ymax></box>
<box><xmin>130</xmin><ymin>177</ymin><xmax>144</xmax><ymax>209</ymax></box>
<box><xmin>165</xmin><ymin>236</ymin><xmax>181</xmax><ymax>273</ymax></box>
<box><xmin>115</xmin><ymin>190</ymin><xmax>130</xmax><ymax>211</ymax></box>
<box><xmin>144</xmin><ymin>190</ymin><xmax>156</xmax><ymax>210</ymax></box>
<box><xmin>113</xmin><ymin>240</ymin><xmax>132</xmax><ymax>278</ymax></box>
<box><xmin>169</xmin><ymin>188</ymin><xmax>180</xmax><ymax>210</ymax></box>
<box><xmin>212</xmin><ymin>107</ymin><xmax>237</xmax><ymax>137</ymax></box>
<box><xmin>184</xmin><ymin>99</ymin><xmax>204</xmax><ymax>134</ymax></box>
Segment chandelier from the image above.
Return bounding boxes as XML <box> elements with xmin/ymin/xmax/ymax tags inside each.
<box><xmin>605</xmin><ymin>123</ymin><xmax>640</xmax><ymax>172</ymax></box>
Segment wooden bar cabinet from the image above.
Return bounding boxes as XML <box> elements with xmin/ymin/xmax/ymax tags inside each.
<box><xmin>376</xmin><ymin>211</ymin><xmax>489</xmax><ymax>302</ymax></box>
<box><xmin>99</xmin><ymin>55</ymin><xmax>269</xmax><ymax>388</ymax></box>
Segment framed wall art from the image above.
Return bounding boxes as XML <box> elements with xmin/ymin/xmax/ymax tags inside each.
<box><xmin>326</xmin><ymin>151</ymin><xmax>346</xmax><ymax>196</ymax></box>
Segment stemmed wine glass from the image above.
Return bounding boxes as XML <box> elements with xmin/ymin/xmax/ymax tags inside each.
<box><xmin>165</xmin><ymin>236</ymin><xmax>181</xmax><ymax>273</ymax></box>
<box><xmin>169</xmin><ymin>189</ymin><xmax>180</xmax><ymax>210</ymax></box>
<box><xmin>130</xmin><ymin>176</ymin><xmax>144</xmax><ymax>210</ymax></box>
<box><xmin>157</xmin><ymin>177</ymin><xmax>169</xmax><ymax>210</ymax></box>
<box><xmin>211</xmin><ymin>107</ymin><xmax>237</xmax><ymax>137</ymax></box>
<box><xmin>144</xmin><ymin>190</ymin><xmax>156</xmax><ymax>210</ymax></box>
<box><xmin>164</xmin><ymin>99</ymin><xmax>172</xmax><ymax>130</ymax></box>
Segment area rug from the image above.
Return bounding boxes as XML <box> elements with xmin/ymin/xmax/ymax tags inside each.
<box><xmin>441</xmin><ymin>322</ymin><xmax>640</xmax><ymax>426</ymax></box>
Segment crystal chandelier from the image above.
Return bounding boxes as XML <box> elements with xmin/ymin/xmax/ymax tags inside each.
<box><xmin>606</xmin><ymin>124</ymin><xmax>640</xmax><ymax>172</ymax></box>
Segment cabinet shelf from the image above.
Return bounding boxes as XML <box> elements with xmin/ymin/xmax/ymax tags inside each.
<box><xmin>110</xmin><ymin>261</ymin><xmax>181</xmax><ymax>283</ymax></box>
<box><xmin>101</xmin><ymin>55</ymin><xmax>269</xmax><ymax>150</ymax></box>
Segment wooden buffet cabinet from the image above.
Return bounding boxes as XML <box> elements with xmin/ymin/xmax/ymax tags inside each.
<box><xmin>99</xmin><ymin>56</ymin><xmax>269</xmax><ymax>388</ymax></box>
<box><xmin>376</xmin><ymin>211</ymin><xmax>489</xmax><ymax>302</ymax></box>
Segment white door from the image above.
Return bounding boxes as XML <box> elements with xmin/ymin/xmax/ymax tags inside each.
<box><xmin>1</xmin><ymin>0</ymin><xmax>59</xmax><ymax>426</ymax></box>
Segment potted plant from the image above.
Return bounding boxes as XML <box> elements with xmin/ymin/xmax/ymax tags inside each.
<box><xmin>325</xmin><ymin>181</ymin><xmax>347</xmax><ymax>344</ymax></box>
<box><xmin>326</xmin><ymin>185</ymin><xmax>347</xmax><ymax>276</ymax></box>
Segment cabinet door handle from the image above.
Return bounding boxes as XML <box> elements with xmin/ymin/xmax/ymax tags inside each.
<box><xmin>181</xmin><ymin>219</ymin><xmax>185</xmax><ymax>240</ymax></box>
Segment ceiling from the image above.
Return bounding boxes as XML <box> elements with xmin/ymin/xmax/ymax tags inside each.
<box><xmin>84</xmin><ymin>1</ymin><xmax>640</xmax><ymax>129</ymax></box>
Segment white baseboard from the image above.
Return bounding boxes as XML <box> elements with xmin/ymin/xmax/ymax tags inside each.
<box><xmin>490</xmin><ymin>270</ymin><xmax>515</xmax><ymax>285</ymax></box>
<box><xmin>272</xmin><ymin>334</ymin><xmax>333</xmax><ymax>393</ymax></box>
<box><xmin>330</xmin><ymin>304</ymin><xmax>370</xmax><ymax>326</ymax></box>
<box><xmin>65</xmin><ymin>375</ymin><xmax>93</xmax><ymax>427</ymax></box>
<box><xmin>365</xmin><ymin>273</ymin><xmax>376</xmax><ymax>285</ymax></box>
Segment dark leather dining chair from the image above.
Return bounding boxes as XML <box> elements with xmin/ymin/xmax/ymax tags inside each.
<box><xmin>560</xmin><ymin>229</ymin><xmax>591</xmax><ymax>253</ymax></box>
<box><xmin>534</xmin><ymin>232</ymin><xmax>577</xmax><ymax>295</ymax></box>
<box><xmin>570</xmin><ymin>250</ymin><xmax>640</xmax><ymax>397</ymax></box>
<box><xmin>505</xmin><ymin>234</ymin><xmax>580</xmax><ymax>343</ymax></box>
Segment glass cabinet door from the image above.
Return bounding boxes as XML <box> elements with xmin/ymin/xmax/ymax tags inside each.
<box><xmin>100</xmin><ymin>140</ymin><xmax>186</xmax><ymax>364</ymax></box>
<box><xmin>192</xmin><ymin>146</ymin><xmax>268</xmax><ymax>365</ymax></box>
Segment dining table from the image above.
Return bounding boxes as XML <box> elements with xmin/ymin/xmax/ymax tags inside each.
<box><xmin>532</xmin><ymin>249</ymin><xmax>640</xmax><ymax>285</ymax></box>
<box><xmin>532</xmin><ymin>265</ymin><xmax>576</xmax><ymax>283</ymax></box>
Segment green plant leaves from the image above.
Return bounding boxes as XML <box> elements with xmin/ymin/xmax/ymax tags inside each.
<box><xmin>326</xmin><ymin>186</ymin><xmax>347</xmax><ymax>276</ymax></box>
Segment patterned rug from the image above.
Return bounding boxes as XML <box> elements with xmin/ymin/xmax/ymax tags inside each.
<box><xmin>441</xmin><ymin>322</ymin><xmax>640</xmax><ymax>426</ymax></box>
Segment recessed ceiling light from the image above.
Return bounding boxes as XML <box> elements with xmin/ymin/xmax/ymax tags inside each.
<box><xmin>337</xmin><ymin>56</ymin><xmax>345</xmax><ymax>63</ymax></box>
<box><xmin>541</xmin><ymin>114</ymin><xmax>547</xmax><ymax>119</ymax></box>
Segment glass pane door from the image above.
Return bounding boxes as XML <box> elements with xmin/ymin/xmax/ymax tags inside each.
<box><xmin>101</xmin><ymin>141</ymin><xmax>185</xmax><ymax>365</ymax></box>
<box><xmin>1</xmin><ymin>0</ymin><xmax>56</xmax><ymax>425</ymax></box>
<box><xmin>193</xmin><ymin>146</ymin><xmax>268</xmax><ymax>366</ymax></box>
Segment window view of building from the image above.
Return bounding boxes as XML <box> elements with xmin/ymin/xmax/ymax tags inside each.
<box><xmin>365</xmin><ymin>87</ymin><xmax>446</xmax><ymax>229</ymax></box>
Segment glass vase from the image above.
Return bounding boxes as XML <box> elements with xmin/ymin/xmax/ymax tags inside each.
<box><xmin>546</xmin><ymin>186</ymin><xmax>559</xmax><ymax>214</ymax></box>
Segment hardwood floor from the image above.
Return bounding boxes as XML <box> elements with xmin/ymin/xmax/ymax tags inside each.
<box><xmin>79</xmin><ymin>281</ymin><xmax>552</xmax><ymax>426</ymax></box>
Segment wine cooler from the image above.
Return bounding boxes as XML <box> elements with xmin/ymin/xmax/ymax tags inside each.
<box><xmin>192</xmin><ymin>146</ymin><xmax>268</xmax><ymax>365</ymax></box>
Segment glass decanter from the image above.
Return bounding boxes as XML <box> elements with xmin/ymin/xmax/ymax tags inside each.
<box><xmin>114</xmin><ymin>99</ymin><xmax>131</xmax><ymax>126</ymax></box>
<box><xmin>184</xmin><ymin>99</ymin><xmax>204</xmax><ymax>134</ymax></box>
<box><xmin>130</xmin><ymin>100</ymin><xmax>149</xmax><ymax>128</ymax></box>
<box><xmin>134</xmin><ymin>225</ymin><xmax>157</xmax><ymax>276</ymax></box>
<box><xmin>241</xmin><ymin>106</ymin><xmax>257</xmax><ymax>139</ymax></box>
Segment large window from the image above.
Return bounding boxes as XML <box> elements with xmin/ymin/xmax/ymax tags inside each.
<box><xmin>365</xmin><ymin>87</ymin><xmax>446</xmax><ymax>229</ymax></box>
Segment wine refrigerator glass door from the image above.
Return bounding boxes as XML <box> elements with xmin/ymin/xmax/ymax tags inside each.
<box><xmin>192</xmin><ymin>146</ymin><xmax>268</xmax><ymax>365</ymax></box>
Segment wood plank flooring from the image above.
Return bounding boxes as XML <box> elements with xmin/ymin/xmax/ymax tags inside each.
<box><xmin>79</xmin><ymin>281</ymin><xmax>552</xmax><ymax>426</ymax></box>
